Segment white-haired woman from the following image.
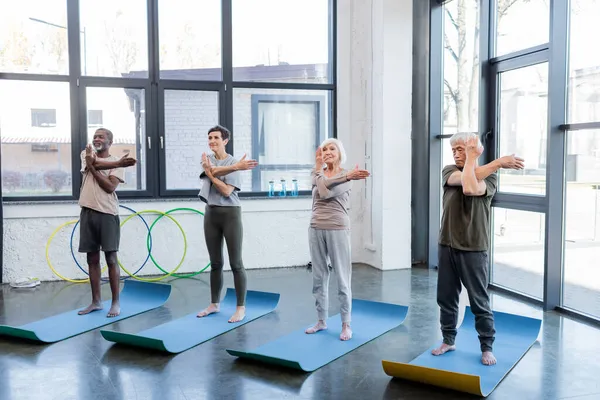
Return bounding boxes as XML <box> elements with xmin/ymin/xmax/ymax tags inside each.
<box><xmin>305</xmin><ymin>138</ymin><xmax>370</xmax><ymax>341</ymax></box>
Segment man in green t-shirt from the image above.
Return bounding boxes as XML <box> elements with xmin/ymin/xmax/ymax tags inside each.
<box><xmin>432</xmin><ymin>132</ymin><xmax>524</xmax><ymax>366</ymax></box>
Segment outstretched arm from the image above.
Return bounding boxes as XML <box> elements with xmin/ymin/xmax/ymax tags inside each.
<box><xmin>202</xmin><ymin>153</ymin><xmax>257</xmax><ymax>177</ymax></box>
<box><xmin>205</xmin><ymin>170</ymin><xmax>235</xmax><ymax>197</ymax></box>
<box><xmin>446</xmin><ymin>154</ymin><xmax>524</xmax><ymax>186</ymax></box>
<box><xmin>93</xmin><ymin>156</ymin><xmax>136</xmax><ymax>171</ymax></box>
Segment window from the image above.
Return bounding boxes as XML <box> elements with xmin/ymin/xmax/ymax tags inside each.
<box><xmin>563</xmin><ymin>129</ymin><xmax>600</xmax><ymax>318</ymax></box>
<box><xmin>163</xmin><ymin>90</ymin><xmax>220</xmax><ymax>190</ymax></box>
<box><xmin>0</xmin><ymin>0</ymin><xmax>69</xmax><ymax>75</ymax></box>
<box><xmin>0</xmin><ymin>0</ymin><xmax>335</xmax><ymax>200</ymax></box>
<box><xmin>79</xmin><ymin>0</ymin><xmax>148</xmax><ymax>77</ymax></box>
<box><xmin>87</xmin><ymin>110</ymin><xmax>103</xmax><ymax>126</ymax></box>
<box><xmin>442</xmin><ymin>0</ymin><xmax>480</xmax><ymax>136</ymax></box>
<box><xmin>497</xmin><ymin>63</ymin><xmax>548</xmax><ymax>196</ymax></box>
<box><xmin>568</xmin><ymin>0</ymin><xmax>600</xmax><ymax>123</ymax></box>
<box><xmin>232</xmin><ymin>0</ymin><xmax>331</xmax><ymax>83</ymax></box>
<box><xmin>233</xmin><ymin>88</ymin><xmax>331</xmax><ymax>192</ymax></box>
<box><xmin>491</xmin><ymin>208</ymin><xmax>545</xmax><ymax>300</ymax></box>
<box><xmin>85</xmin><ymin>87</ymin><xmax>146</xmax><ymax>191</ymax></box>
<box><xmin>495</xmin><ymin>0</ymin><xmax>549</xmax><ymax>57</ymax></box>
<box><xmin>158</xmin><ymin>0</ymin><xmax>221</xmax><ymax>80</ymax></box>
<box><xmin>0</xmin><ymin>80</ymin><xmax>72</xmax><ymax>196</ymax></box>
<box><xmin>31</xmin><ymin>108</ymin><xmax>57</xmax><ymax>127</ymax></box>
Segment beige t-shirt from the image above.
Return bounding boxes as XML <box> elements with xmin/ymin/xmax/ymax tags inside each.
<box><xmin>78</xmin><ymin>150</ymin><xmax>125</xmax><ymax>215</ymax></box>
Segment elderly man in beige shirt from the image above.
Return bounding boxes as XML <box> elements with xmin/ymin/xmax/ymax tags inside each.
<box><xmin>77</xmin><ymin>128</ymin><xmax>136</xmax><ymax>318</ymax></box>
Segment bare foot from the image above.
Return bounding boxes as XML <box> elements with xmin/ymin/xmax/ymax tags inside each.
<box><xmin>305</xmin><ymin>320</ymin><xmax>327</xmax><ymax>334</ymax></box>
<box><xmin>78</xmin><ymin>303</ymin><xmax>103</xmax><ymax>315</ymax></box>
<box><xmin>107</xmin><ymin>302</ymin><xmax>120</xmax><ymax>318</ymax></box>
<box><xmin>197</xmin><ymin>303</ymin><xmax>220</xmax><ymax>318</ymax></box>
<box><xmin>340</xmin><ymin>323</ymin><xmax>352</xmax><ymax>341</ymax></box>
<box><xmin>228</xmin><ymin>306</ymin><xmax>246</xmax><ymax>323</ymax></box>
<box><xmin>482</xmin><ymin>351</ymin><xmax>497</xmax><ymax>365</ymax></box>
<box><xmin>431</xmin><ymin>343</ymin><xmax>456</xmax><ymax>356</ymax></box>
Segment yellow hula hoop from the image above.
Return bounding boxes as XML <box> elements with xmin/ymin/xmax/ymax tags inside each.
<box><xmin>45</xmin><ymin>220</ymin><xmax>109</xmax><ymax>283</ymax></box>
<box><xmin>117</xmin><ymin>209</ymin><xmax>187</xmax><ymax>282</ymax></box>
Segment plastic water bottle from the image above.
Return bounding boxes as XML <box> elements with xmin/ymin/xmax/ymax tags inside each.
<box><xmin>279</xmin><ymin>179</ymin><xmax>287</xmax><ymax>197</ymax></box>
<box><xmin>291</xmin><ymin>179</ymin><xmax>298</xmax><ymax>196</ymax></box>
<box><xmin>268</xmin><ymin>180</ymin><xmax>275</xmax><ymax>197</ymax></box>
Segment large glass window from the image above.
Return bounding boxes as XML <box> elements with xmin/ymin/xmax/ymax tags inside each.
<box><xmin>0</xmin><ymin>80</ymin><xmax>72</xmax><ymax>196</ymax></box>
<box><xmin>568</xmin><ymin>0</ymin><xmax>600</xmax><ymax>123</ymax></box>
<box><xmin>232</xmin><ymin>0</ymin><xmax>331</xmax><ymax>83</ymax></box>
<box><xmin>0</xmin><ymin>0</ymin><xmax>336</xmax><ymax>200</ymax></box>
<box><xmin>0</xmin><ymin>0</ymin><xmax>69</xmax><ymax>75</ymax></box>
<box><xmin>497</xmin><ymin>63</ymin><xmax>548</xmax><ymax>196</ymax></box>
<box><xmin>79</xmin><ymin>0</ymin><xmax>148</xmax><ymax>78</ymax></box>
<box><xmin>164</xmin><ymin>90</ymin><xmax>220</xmax><ymax>190</ymax></box>
<box><xmin>563</xmin><ymin>129</ymin><xmax>600</xmax><ymax>318</ymax></box>
<box><xmin>491</xmin><ymin>208</ymin><xmax>545</xmax><ymax>300</ymax></box>
<box><xmin>158</xmin><ymin>0</ymin><xmax>221</xmax><ymax>80</ymax></box>
<box><xmin>495</xmin><ymin>0</ymin><xmax>549</xmax><ymax>57</ymax></box>
<box><xmin>442</xmin><ymin>0</ymin><xmax>480</xmax><ymax>136</ymax></box>
<box><xmin>233</xmin><ymin>88</ymin><xmax>331</xmax><ymax>192</ymax></box>
<box><xmin>85</xmin><ymin>87</ymin><xmax>147</xmax><ymax>191</ymax></box>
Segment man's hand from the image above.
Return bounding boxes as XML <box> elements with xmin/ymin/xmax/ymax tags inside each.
<box><xmin>234</xmin><ymin>154</ymin><xmax>258</xmax><ymax>171</ymax></box>
<box><xmin>466</xmin><ymin>136</ymin><xmax>483</xmax><ymax>160</ymax></box>
<box><xmin>498</xmin><ymin>154</ymin><xmax>525</xmax><ymax>170</ymax></box>
<box><xmin>118</xmin><ymin>152</ymin><xmax>137</xmax><ymax>168</ymax></box>
<box><xmin>85</xmin><ymin>144</ymin><xmax>96</xmax><ymax>169</ymax></box>
<box><xmin>346</xmin><ymin>164</ymin><xmax>370</xmax><ymax>181</ymax></box>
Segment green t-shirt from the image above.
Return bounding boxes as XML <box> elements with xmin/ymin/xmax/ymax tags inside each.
<box><xmin>438</xmin><ymin>164</ymin><xmax>497</xmax><ymax>252</ymax></box>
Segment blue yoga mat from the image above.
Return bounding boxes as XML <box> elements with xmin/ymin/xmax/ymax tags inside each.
<box><xmin>101</xmin><ymin>288</ymin><xmax>280</xmax><ymax>353</ymax></box>
<box><xmin>382</xmin><ymin>307</ymin><xmax>542</xmax><ymax>397</ymax></box>
<box><xmin>0</xmin><ymin>280</ymin><xmax>171</xmax><ymax>343</ymax></box>
<box><xmin>226</xmin><ymin>299</ymin><xmax>409</xmax><ymax>372</ymax></box>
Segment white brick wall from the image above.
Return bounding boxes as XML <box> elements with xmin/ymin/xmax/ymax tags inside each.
<box><xmin>164</xmin><ymin>90</ymin><xmax>220</xmax><ymax>190</ymax></box>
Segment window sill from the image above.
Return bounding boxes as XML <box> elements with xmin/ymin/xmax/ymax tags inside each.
<box><xmin>3</xmin><ymin>195</ymin><xmax>313</xmax><ymax>219</ymax></box>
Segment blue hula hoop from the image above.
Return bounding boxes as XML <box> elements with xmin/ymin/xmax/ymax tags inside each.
<box><xmin>70</xmin><ymin>204</ymin><xmax>152</xmax><ymax>280</ymax></box>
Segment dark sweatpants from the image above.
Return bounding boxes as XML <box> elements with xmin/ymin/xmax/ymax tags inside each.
<box><xmin>204</xmin><ymin>205</ymin><xmax>247</xmax><ymax>306</ymax></box>
<box><xmin>437</xmin><ymin>244</ymin><xmax>495</xmax><ymax>352</ymax></box>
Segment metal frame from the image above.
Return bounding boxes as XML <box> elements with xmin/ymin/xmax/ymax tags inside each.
<box><xmin>0</xmin><ymin>0</ymin><xmax>337</xmax><ymax>201</ymax></box>
<box><xmin>426</xmin><ymin>0</ymin><xmax>600</xmax><ymax>323</ymax></box>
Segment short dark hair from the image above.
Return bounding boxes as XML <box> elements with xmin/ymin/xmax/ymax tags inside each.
<box><xmin>95</xmin><ymin>128</ymin><xmax>113</xmax><ymax>143</ymax></box>
<box><xmin>207</xmin><ymin>125</ymin><xmax>231</xmax><ymax>141</ymax></box>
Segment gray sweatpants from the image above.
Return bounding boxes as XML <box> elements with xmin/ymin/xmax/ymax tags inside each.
<box><xmin>437</xmin><ymin>244</ymin><xmax>495</xmax><ymax>352</ymax></box>
<box><xmin>308</xmin><ymin>227</ymin><xmax>352</xmax><ymax>323</ymax></box>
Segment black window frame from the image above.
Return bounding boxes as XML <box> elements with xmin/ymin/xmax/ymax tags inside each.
<box><xmin>0</xmin><ymin>0</ymin><xmax>337</xmax><ymax>202</ymax></box>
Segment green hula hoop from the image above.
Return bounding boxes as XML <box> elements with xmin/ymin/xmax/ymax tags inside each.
<box><xmin>119</xmin><ymin>209</ymin><xmax>187</xmax><ymax>282</ymax></box>
<box><xmin>146</xmin><ymin>207</ymin><xmax>211</xmax><ymax>278</ymax></box>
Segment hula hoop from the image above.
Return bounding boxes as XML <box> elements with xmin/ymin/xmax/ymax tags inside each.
<box><xmin>69</xmin><ymin>204</ymin><xmax>152</xmax><ymax>280</ymax></box>
<box><xmin>46</xmin><ymin>220</ymin><xmax>109</xmax><ymax>283</ymax></box>
<box><xmin>117</xmin><ymin>210</ymin><xmax>187</xmax><ymax>282</ymax></box>
<box><xmin>146</xmin><ymin>207</ymin><xmax>211</xmax><ymax>278</ymax></box>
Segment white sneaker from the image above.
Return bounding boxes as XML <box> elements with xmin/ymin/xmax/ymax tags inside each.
<box><xmin>10</xmin><ymin>277</ymin><xmax>41</xmax><ymax>288</ymax></box>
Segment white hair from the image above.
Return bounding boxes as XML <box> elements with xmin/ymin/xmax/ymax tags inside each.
<box><xmin>320</xmin><ymin>138</ymin><xmax>347</xmax><ymax>165</ymax></box>
<box><xmin>449</xmin><ymin>132</ymin><xmax>482</xmax><ymax>147</ymax></box>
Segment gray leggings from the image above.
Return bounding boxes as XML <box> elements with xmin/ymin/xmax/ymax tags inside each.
<box><xmin>204</xmin><ymin>205</ymin><xmax>247</xmax><ymax>306</ymax></box>
<box><xmin>308</xmin><ymin>227</ymin><xmax>352</xmax><ymax>323</ymax></box>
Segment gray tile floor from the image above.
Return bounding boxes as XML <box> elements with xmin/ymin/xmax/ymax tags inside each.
<box><xmin>1</xmin><ymin>265</ymin><xmax>599</xmax><ymax>400</ymax></box>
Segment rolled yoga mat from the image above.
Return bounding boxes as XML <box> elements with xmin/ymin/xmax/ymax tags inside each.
<box><xmin>226</xmin><ymin>298</ymin><xmax>409</xmax><ymax>372</ymax></box>
<box><xmin>0</xmin><ymin>280</ymin><xmax>172</xmax><ymax>343</ymax></box>
<box><xmin>382</xmin><ymin>306</ymin><xmax>542</xmax><ymax>397</ymax></box>
<box><xmin>101</xmin><ymin>288</ymin><xmax>280</xmax><ymax>353</ymax></box>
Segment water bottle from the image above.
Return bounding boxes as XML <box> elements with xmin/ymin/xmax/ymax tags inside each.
<box><xmin>279</xmin><ymin>179</ymin><xmax>287</xmax><ymax>197</ymax></box>
<box><xmin>268</xmin><ymin>180</ymin><xmax>275</xmax><ymax>197</ymax></box>
<box><xmin>291</xmin><ymin>179</ymin><xmax>298</xmax><ymax>196</ymax></box>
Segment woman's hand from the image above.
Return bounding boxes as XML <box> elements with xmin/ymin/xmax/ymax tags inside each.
<box><xmin>315</xmin><ymin>148</ymin><xmax>324</xmax><ymax>168</ymax></box>
<box><xmin>346</xmin><ymin>164</ymin><xmax>370</xmax><ymax>180</ymax></box>
<box><xmin>202</xmin><ymin>153</ymin><xmax>214</xmax><ymax>177</ymax></box>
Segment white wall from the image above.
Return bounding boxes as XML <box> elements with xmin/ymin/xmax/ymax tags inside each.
<box><xmin>337</xmin><ymin>0</ymin><xmax>413</xmax><ymax>270</ymax></box>
<box><xmin>1</xmin><ymin>0</ymin><xmax>414</xmax><ymax>282</ymax></box>
<box><xmin>2</xmin><ymin>198</ymin><xmax>312</xmax><ymax>282</ymax></box>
